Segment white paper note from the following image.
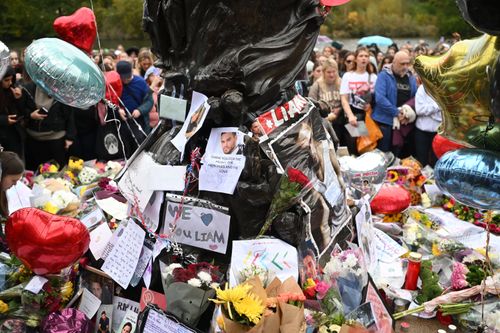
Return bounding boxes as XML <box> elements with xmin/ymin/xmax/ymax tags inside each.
<box><xmin>78</xmin><ymin>288</ymin><xmax>102</xmax><ymax>319</ymax></box>
<box><xmin>102</xmin><ymin>221</ymin><xmax>146</xmax><ymax>289</ymax></box>
<box><xmin>80</xmin><ymin>207</ymin><xmax>106</xmax><ymax>229</ymax></box>
<box><xmin>96</xmin><ymin>197</ymin><xmax>128</xmax><ymax>221</ymax></box>
<box><xmin>117</xmin><ymin>152</ymin><xmax>156</xmax><ymax>212</ymax></box>
<box><xmin>147</xmin><ymin>165</ymin><xmax>186</xmax><ymax>191</ymax></box>
<box><xmin>89</xmin><ymin>222</ymin><xmax>113</xmax><ymax>260</ymax></box>
<box><xmin>159</xmin><ymin>94</ymin><xmax>187</xmax><ymax>122</ymax></box>
<box><xmin>24</xmin><ymin>276</ymin><xmax>48</xmax><ymax>294</ymax></box>
<box><xmin>6</xmin><ymin>182</ymin><xmax>32</xmax><ymax>214</ymax></box>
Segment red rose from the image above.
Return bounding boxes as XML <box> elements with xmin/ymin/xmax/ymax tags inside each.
<box><xmin>287</xmin><ymin>168</ymin><xmax>310</xmax><ymax>187</ymax></box>
<box><xmin>303</xmin><ymin>286</ymin><xmax>316</xmax><ymax>299</ymax></box>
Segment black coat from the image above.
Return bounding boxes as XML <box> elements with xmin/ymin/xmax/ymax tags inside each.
<box><xmin>0</xmin><ymin>87</ymin><xmax>26</xmax><ymax>157</ymax></box>
<box><xmin>23</xmin><ymin>82</ymin><xmax>77</xmax><ymax>141</ymax></box>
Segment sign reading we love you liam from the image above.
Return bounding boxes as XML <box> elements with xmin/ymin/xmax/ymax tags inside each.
<box><xmin>163</xmin><ymin>201</ymin><xmax>230</xmax><ymax>254</ymax></box>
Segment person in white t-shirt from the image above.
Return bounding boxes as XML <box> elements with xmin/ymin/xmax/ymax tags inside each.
<box><xmin>340</xmin><ymin>46</ymin><xmax>377</xmax><ymax>155</ymax></box>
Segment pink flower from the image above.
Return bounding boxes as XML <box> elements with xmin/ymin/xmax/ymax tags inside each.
<box><xmin>315</xmin><ymin>281</ymin><xmax>330</xmax><ymax>300</ymax></box>
<box><xmin>451</xmin><ymin>262</ymin><xmax>469</xmax><ymax>290</ymax></box>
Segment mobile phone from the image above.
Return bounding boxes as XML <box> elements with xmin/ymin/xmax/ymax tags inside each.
<box><xmin>39</xmin><ymin>107</ymin><xmax>49</xmax><ymax>115</ymax></box>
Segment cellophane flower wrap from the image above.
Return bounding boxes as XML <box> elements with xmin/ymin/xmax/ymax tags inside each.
<box><xmin>323</xmin><ymin>247</ymin><xmax>367</xmax><ymax>314</ymax></box>
<box><xmin>161</xmin><ymin>262</ymin><xmax>221</xmax><ymax>327</ymax></box>
<box><xmin>259</xmin><ymin>167</ymin><xmax>315</xmax><ymax>236</ymax></box>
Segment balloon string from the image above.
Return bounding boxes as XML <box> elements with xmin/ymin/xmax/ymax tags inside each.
<box><xmin>89</xmin><ymin>0</ymin><xmax>106</xmax><ymax>73</ymax></box>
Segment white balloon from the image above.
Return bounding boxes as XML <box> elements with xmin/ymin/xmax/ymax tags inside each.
<box><xmin>0</xmin><ymin>41</ymin><xmax>10</xmax><ymax>80</ymax></box>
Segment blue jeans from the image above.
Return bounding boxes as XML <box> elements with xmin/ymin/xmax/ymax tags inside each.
<box><xmin>377</xmin><ymin>122</ymin><xmax>393</xmax><ymax>152</ymax></box>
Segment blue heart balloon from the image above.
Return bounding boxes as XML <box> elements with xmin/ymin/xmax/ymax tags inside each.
<box><xmin>435</xmin><ymin>148</ymin><xmax>500</xmax><ymax>210</ymax></box>
<box><xmin>24</xmin><ymin>38</ymin><xmax>105</xmax><ymax>109</ymax></box>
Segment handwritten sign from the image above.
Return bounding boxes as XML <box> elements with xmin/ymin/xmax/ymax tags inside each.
<box><xmin>373</xmin><ymin>229</ymin><xmax>407</xmax><ymax>263</ymax></box>
<box><xmin>102</xmin><ymin>221</ymin><xmax>146</xmax><ymax>289</ymax></box>
<box><xmin>143</xmin><ymin>309</ymin><xmax>195</xmax><ymax>333</ymax></box>
<box><xmin>117</xmin><ymin>152</ymin><xmax>156</xmax><ymax>212</ymax></box>
<box><xmin>162</xmin><ymin>202</ymin><xmax>230</xmax><ymax>254</ymax></box>
<box><xmin>229</xmin><ymin>238</ymin><xmax>299</xmax><ymax>287</ymax></box>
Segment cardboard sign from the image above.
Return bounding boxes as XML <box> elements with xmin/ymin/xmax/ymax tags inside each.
<box><xmin>162</xmin><ymin>201</ymin><xmax>230</xmax><ymax>254</ymax></box>
<box><xmin>229</xmin><ymin>238</ymin><xmax>299</xmax><ymax>287</ymax></box>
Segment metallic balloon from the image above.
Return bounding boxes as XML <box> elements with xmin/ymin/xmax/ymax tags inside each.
<box><xmin>339</xmin><ymin>150</ymin><xmax>392</xmax><ymax>200</ymax></box>
<box><xmin>370</xmin><ymin>183</ymin><xmax>411</xmax><ymax>214</ymax></box>
<box><xmin>465</xmin><ymin>123</ymin><xmax>500</xmax><ymax>151</ymax></box>
<box><xmin>435</xmin><ymin>148</ymin><xmax>500</xmax><ymax>210</ymax></box>
<box><xmin>0</xmin><ymin>41</ymin><xmax>9</xmax><ymax>80</ymax></box>
<box><xmin>414</xmin><ymin>35</ymin><xmax>500</xmax><ymax>151</ymax></box>
<box><xmin>432</xmin><ymin>134</ymin><xmax>467</xmax><ymax>159</ymax></box>
<box><xmin>24</xmin><ymin>38</ymin><xmax>105</xmax><ymax>109</ymax></box>
<box><xmin>53</xmin><ymin>7</ymin><xmax>97</xmax><ymax>54</ymax></box>
<box><xmin>456</xmin><ymin>0</ymin><xmax>500</xmax><ymax>36</ymax></box>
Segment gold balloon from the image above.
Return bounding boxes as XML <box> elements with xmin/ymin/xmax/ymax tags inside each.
<box><xmin>414</xmin><ymin>34</ymin><xmax>500</xmax><ymax>151</ymax></box>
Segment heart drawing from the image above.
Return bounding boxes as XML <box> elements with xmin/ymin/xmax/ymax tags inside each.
<box><xmin>200</xmin><ymin>213</ymin><xmax>213</xmax><ymax>226</ymax></box>
<box><xmin>209</xmin><ymin>244</ymin><xmax>218</xmax><ymax>251</ymax></box>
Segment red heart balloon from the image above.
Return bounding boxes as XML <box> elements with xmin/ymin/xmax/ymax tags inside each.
<box><xmin>53</xmin><ymin>7</ymin><xmax>96</xmax><ymax>54</ymax></box>
<box><xmin>432</xmin><ymin>134</ymin><xmax>466</xmax><ymax>159</ymax></box>
<box><xmin>6</xmin><ymin>208</ymin><xmax>90</xmax><ymax>275</ymax></box>
<box><xmin>105</xmin><ymin>71</ymin><xmax>123</xmax><ymax>106</ymax></box>
<box><xmin>370</xmin><ymin>183</ymin><xmax>411</xmax><ymax>214</ymax></box>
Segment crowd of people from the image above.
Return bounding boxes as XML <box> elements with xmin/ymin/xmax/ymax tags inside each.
<box><xmin>0</xmin><ymin>46</ymin><xmax>163</xmax><ymax>171</ymax></box>
<box><xmin>304</xmin><ymin>37</ymin><xmax>459</xmax><ymax>167</ymax></box>
<box><xmin>0</xmin><ymin>36</ymin><xmax>459</xmax><ymax>179</ymax></box>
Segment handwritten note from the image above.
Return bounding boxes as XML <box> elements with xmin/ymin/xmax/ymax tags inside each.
<box><xmin>162</xmin><ymin>202</ymin><xmax>230</xmax><ymax>254</ymax></box>
<box><xmin>373</xmin><ymin>229</ymin><xmax>407</xmax><ymax>263</ymax></box>
<box><xmin>89</xmin><ymin>222</ymin><xmax>113</xmax><ymax>260</ymax></box>
<box><xmin>118</xmin><ymin>152</ymin><xmax>156</xmax><ymax>212</ymax></box>
<box><xmin>78</xmin><ymin>288</ymin><xmax>102</xmax><ymax>319</ymax></box>
<box><xmin>199</xmin><ymin>155</ymin><xmax>246</xmax><ymax>194</ymax></box>
<box><xmin>229</xmin><ymin>238</ymin><xmax>299</xmax><ymax>287</ymax></box>
<box><xmin>102</xmin><ymin>221</ymin><xmax>146</xmax><ymax>289</ymax></box>
<box><xmin>143</xmin><ymin>309</ymin><xmax>195</xmax><ymax>333</ymax></box>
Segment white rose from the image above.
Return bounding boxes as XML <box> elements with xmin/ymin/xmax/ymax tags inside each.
<box><xmin>210</xmin><ymin>282</ymin><xmax>220</xmax><ymax>289</ymax></box>
<box><xmin>197</xmin><ymin>271</ymin><xmax>212</xmax><ymax>283</ymax></box>
<box><xmin>187</xmin><ymin>278</ymin><xmax>202</xmax><ymax>288</ymax></box>
<box><xmin>164</xmin><ymin>263</ymin><xmax>183</xmax><ymax>276</ymax></box>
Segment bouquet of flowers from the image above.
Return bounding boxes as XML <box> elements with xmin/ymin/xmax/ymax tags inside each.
<box><xmin>450</xmin><ymin>253</ymin><xmax>492</xmax><ymax>290</ymax></box>
<box><xmin>161</xmin><ymin>262</ymin><xmax>222</xmax><ymax>326</ymax></box>
<box><xmin>259</xmin><ymin>167</ymin><xmax>314</xmax><ymax>237</ymax></box>
<box><xmin>212</xmin><ymin>278</ymin><xmax>267</xmax><ymax>333</ymax></box>
<box><xmin>442</xmin><ymin>197</ymin><xmax>500</xmax><ymax>234</ymax></box>
<box><xmin>323</xmin><ymin>247</ymin><xmax>367</xmax><ymax>314</ymax></box>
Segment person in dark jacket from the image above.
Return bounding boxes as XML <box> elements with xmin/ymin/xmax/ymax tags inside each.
<box><xmin>372</xmin><ymin>51</ymin><xmax>417</xmax><ymax>153</ymax></box>
<box><xmin>69</xmin><ymin>106</ymin><xmax>99</xmax><ymax>161</ymax></box>
<box><xmin>23</xmin><ymin>82</ymin><xmax>76</xmax><ymax>171</ymax></box>
<box><xmin>0</xmin><ymin>67</ymin><xmax>26</xmax><ymax>160</ymax></box>
<box><xmin>116</xmin><ymin>61</ymin><xmax>154</xmax><ymax>134</ymax></box>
